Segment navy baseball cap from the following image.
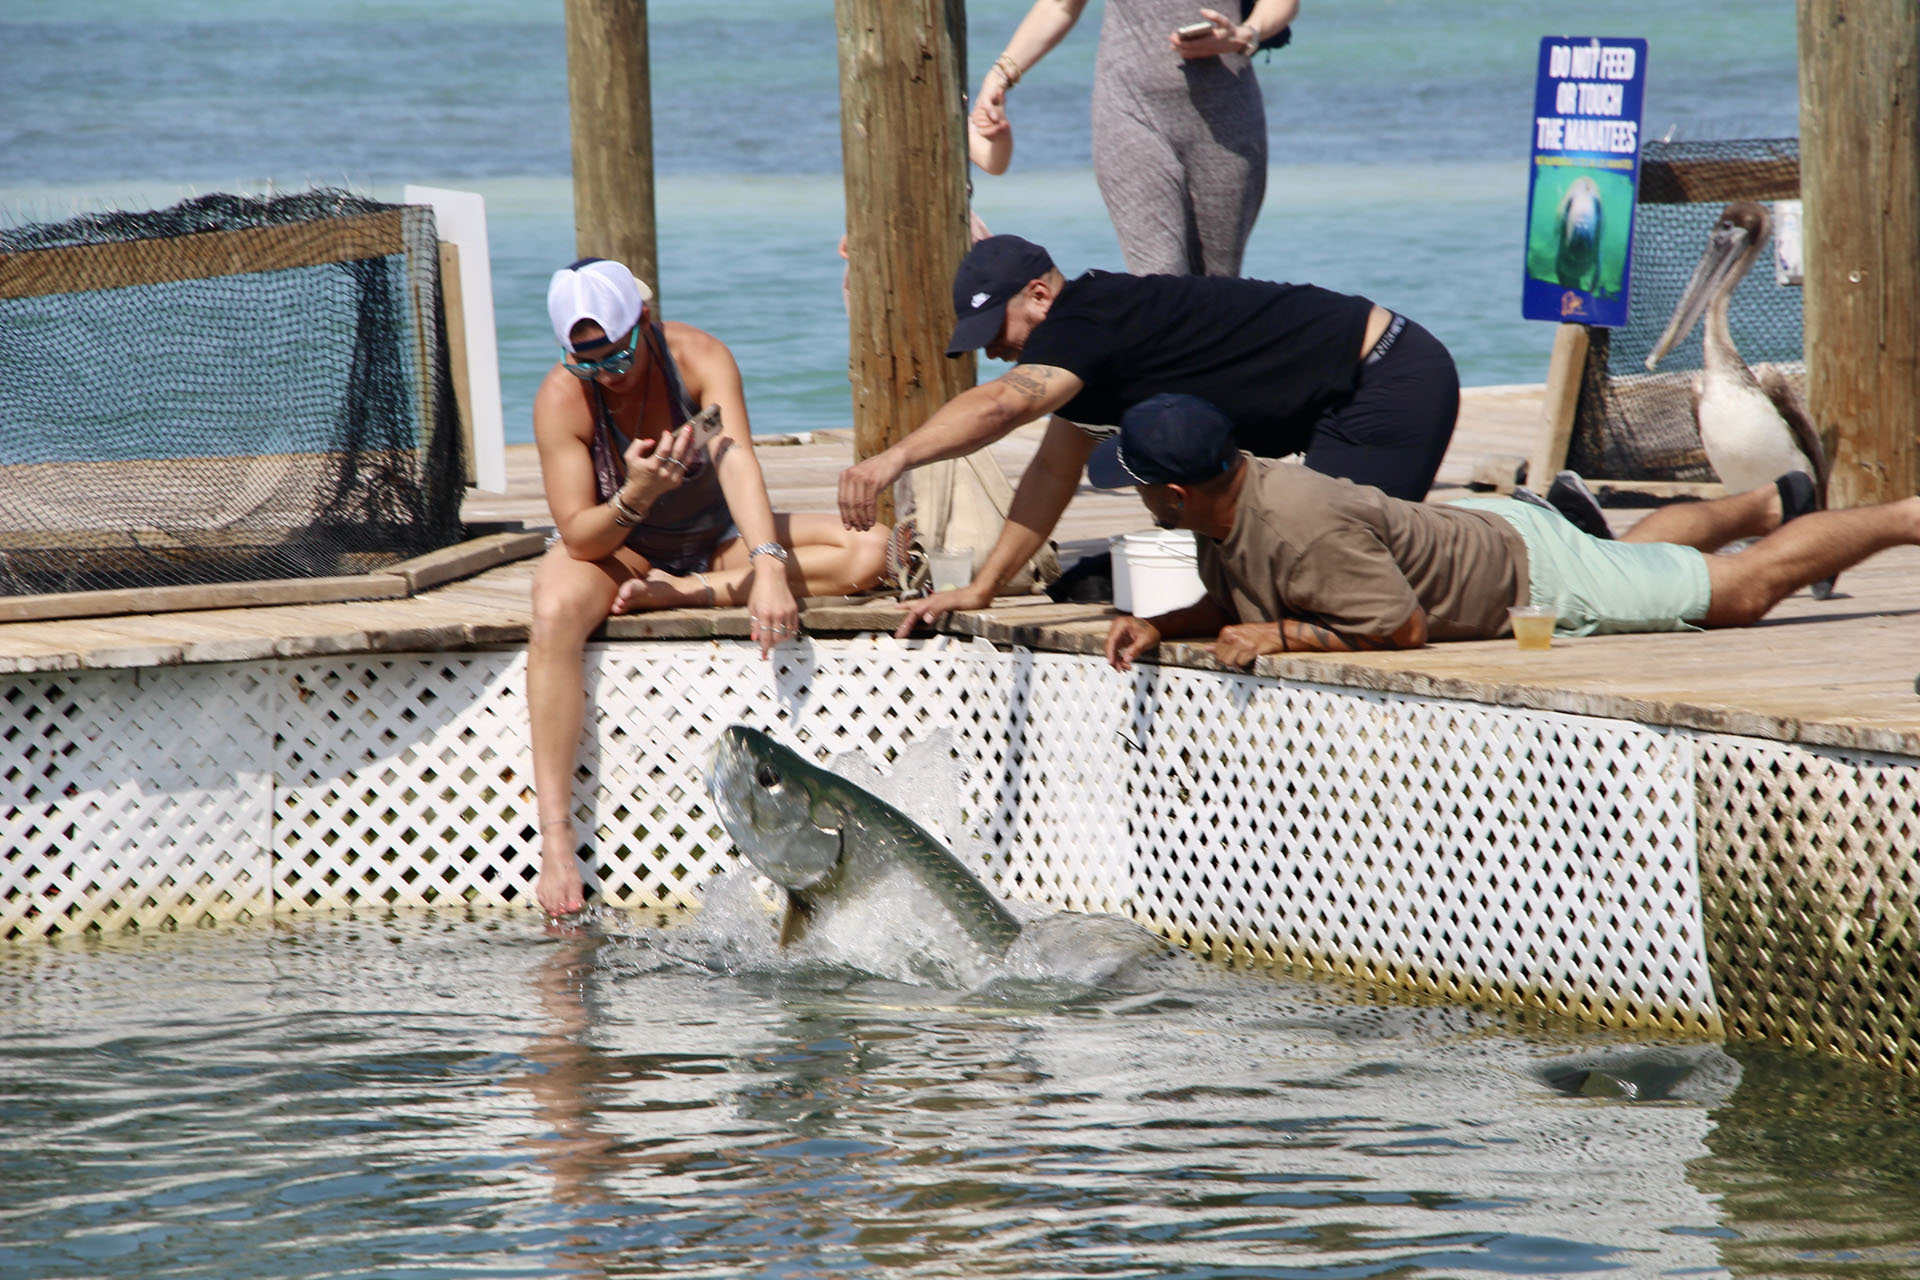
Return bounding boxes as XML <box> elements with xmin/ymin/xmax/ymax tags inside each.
<box><xmin>946</xmin><ymin>235</ymin><xmax>1055</xmax><ymax>356</ymax></box>
<box><xmin>1086</xmin><ymin>394</ymin><xmax>1240</xmax><ymax>488</ymax></box>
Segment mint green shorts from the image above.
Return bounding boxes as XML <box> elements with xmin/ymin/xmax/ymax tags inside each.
<box><xmin>1452</xmin><ymin>498</ymin><xmax>1711</xmax><ymax>636</ymax></box>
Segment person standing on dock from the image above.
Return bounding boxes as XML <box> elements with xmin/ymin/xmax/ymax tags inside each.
<box><xmin>845</xmin><ymin>234</ymin><xmax>1459</xmax><ymax>626</ymax></box>
<box><xmin>1087</xmin><ymin>393</ymin><xmax>1920</xmax><ymax>668</ymax></box>
<box><xmin>529</xmin><ymin>259</ymin><xmax>889</xmax><ymax>917</ymax></box>
<box><xmin>970</xmin><ymin>0</ymin><xmax>1299</xmax><ymax>277</ymax></box>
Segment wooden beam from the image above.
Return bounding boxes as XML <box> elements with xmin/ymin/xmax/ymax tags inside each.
<box><xmin>437</xmin><ymin>242</ymin><xmax>478</xmax><ymax>486</ymax></box>
<box><xmin>0</xmin><ymin>209</ymin><xmax>407</xmax><ymax>301</ymax></box>
<box><xmin>1636</xmin><ymin>155</ymin><xmax>1799</xmax><ymax>205</ymax></box>
<box><xmin>1800</xmin><ymin>0</ymin><xmax>1920</xmax><ymax>504</ymax></box>
<box><xmin>836</xmin><ymin>0</ymin><xmax>975</xmax><ymax>501</ymax></box>
<box><xmin>564</xmin><ymin>0</ymin><xmax>660</xmax><ymax>307</ymax></box>
<box><xmin>1528</xmin><ymin>323</ymin><xmax>1590</xmax><ymax>489</ymax></box>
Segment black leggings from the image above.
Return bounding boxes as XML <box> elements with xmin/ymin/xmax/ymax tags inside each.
<box><xmin>1302</xmin><ymin>315</ymin><xmax>1459</xmax><ymax>502</ymax></box>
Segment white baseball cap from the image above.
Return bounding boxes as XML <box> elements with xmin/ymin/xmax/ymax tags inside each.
<box><xmin>546</xmin><ymin>258</ymin><xmax>654</xmax><ymax>351</ymax></box>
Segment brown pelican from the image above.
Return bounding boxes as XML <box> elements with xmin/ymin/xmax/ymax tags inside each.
<box><xmin>1645</xmin><ymin>201</ymin><xmax>1828</xmax><ymax>497</ymax></box>
<box><xmin>1646</xmin><ymin>200</ymin><xmax>1832</xmax><ymax>593</ymax></box>
<box><xmin>1555</xmin><ymin>176</ymin><xmax>1604</xmax><ymax>293</ymax></box>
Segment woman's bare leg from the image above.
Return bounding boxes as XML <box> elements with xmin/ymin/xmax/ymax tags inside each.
<box><xmin>527</xmin><ymin>541</ymin><xmax>645</xmax><ymax>914</ymax></box>
<box><xmin>613</xmin><ymin>513</ymin><xmax>890</xmax><ymax>611</ymax></box>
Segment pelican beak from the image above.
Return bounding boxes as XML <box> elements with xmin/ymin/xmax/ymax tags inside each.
<box><xmin>1644</xmin><ymin>220</ymin><xmax>1755</xmax><ymax>372</ymax></box>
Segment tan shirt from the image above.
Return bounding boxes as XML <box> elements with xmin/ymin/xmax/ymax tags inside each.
<box><xmin>1197</xmin><ymin>457</ymin><xmax>1531</xmax><ymax>642</ymax></box>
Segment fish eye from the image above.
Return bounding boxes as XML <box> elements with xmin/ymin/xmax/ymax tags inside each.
<box><xmin>755</xmin><ymin>763</ymin><xmax>781</xmax><ymax>789</ymax></box>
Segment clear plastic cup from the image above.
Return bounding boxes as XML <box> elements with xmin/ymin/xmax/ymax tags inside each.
<box><xmin>928</xmin><ymin>546</ymin><xmax>973</xmax><ymax>592</ymax></box>
<box><xmin>1509</xmin><ymin>605</ymin><xmax>1557</xmax><ymax>650</ymax></box>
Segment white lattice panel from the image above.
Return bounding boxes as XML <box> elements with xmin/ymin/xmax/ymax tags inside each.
<box><xmin>275</xmin><ymin>655</ymin><xmax>533</xmax><ymax>911</ymax></box>
<box><xmin>1</xmin><ymin>668</ymin><xmax>273</xmax><ymax>938</ymax></box>
<box><xmin>998</xmin><ymin>661</ymin><xmax>1717</xmax><ymax>1033</ymax></box>
<box><xmin>1696</xmin><ymin>735</ymin><xmax>1920</xmax><ymax>1073</ymax></box>
<box><xmin>19</xmin><ymin>637</ymin><xmax>1920</xmax><ymax>1042</ymax></box>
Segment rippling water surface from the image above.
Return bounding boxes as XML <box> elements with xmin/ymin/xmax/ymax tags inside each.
<box><xmin>5</xmin><ymin>909</ymin><xmax>1919</xmax><ymax>1279</ymax></box>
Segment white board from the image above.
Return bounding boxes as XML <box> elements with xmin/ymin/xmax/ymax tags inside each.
<box><xmin>404</xmin><ymin>184</ymin><xmax>507</xmax><ymax>493</ymax></box>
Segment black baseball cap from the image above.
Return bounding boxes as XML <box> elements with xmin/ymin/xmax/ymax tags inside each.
<box><xmin>1086</xmin><ymin>394</ymin><xmax>1240</xmax><ymax>488</ymax></box>
<box><xmin>946</xmin><ymin>235</ymin><xmax>1055</xmax><ymax>356</ymax></box>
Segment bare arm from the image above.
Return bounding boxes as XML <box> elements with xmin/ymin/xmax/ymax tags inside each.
<box><xmin>1213</xmin><ymin>607</ymin><xmax>1429</xmax><ymax>667</ymax></box>
<box><xmin>1105</xmin><ymin>597</ymin><xmax>1237</xmax><ymax>671</ymax></box>
<box><xmin>532</xmin><ymin>366</ymin><xmax>696</xmax><ymax>562</ymax></box>
<box><xmin>839</xmin><ymin>362</ymin><xmax>1083</xmax><ymax>529</ymax></box>
<box><xmin>894</xmin><ymin>413</ymin><xmax>1097</xmax><ymax>631</ymax></box>
<box><xmin>973</xmin><ymin>0</ymin><xmax>1089</xmax><ymax>141</ymax></box>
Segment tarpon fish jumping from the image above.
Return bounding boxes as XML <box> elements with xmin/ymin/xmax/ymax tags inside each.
<box><xmin>706</xmin><ymin>724</ymin><xmax>1169</xmax><ymax>989</ymax></box>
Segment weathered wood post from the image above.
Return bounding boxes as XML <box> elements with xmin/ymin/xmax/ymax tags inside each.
<box><xmin>1798</xmin><ymin>0</ymin><xmax>1920</xmax><ymax>504</ymax></box>
<box><xmin>836</xmin><ymin>0</ymin><xmax>976</xmax><ymax>513</ymax></box>
<box><xmin>564</xmin><ymin>0</ymin><xmax>661</xmax><ymax>308</ymax></box>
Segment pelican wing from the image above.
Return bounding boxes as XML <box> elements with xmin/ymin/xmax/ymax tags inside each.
<box><xmin>1756</xmin><ymin>365</ymin><xmax>1828</xmax><ymax>501</ymax></box>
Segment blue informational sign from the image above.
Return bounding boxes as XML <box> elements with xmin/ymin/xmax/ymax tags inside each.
<box><xmin>1521</xmin><ymin>36</ymin><xmax>1649</xmax><ymax>327</ymax></box>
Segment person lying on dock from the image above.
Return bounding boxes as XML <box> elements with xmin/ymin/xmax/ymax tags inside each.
<box><xmin>1087</xmin><ymin>392</ymin><xmax>1916</xmax><ymax>671</ymax></box>
<box><xmin>529</xmin><ymin>258</ymin><xmax>889</xmax><ymax>916</ymax></box>
<box><xmin>844</xmin><ymin>234</ymin><xmax>1462</xmax><ymax>629</ymax></box>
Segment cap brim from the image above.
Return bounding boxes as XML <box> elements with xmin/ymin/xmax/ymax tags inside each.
<box><xmin>945</xmin><ymin>301</ymin><xmax>1008</xmax><ymax>357</ymax></box>
<box><xmin>1084</xmin><ymin>436</ymin><xmax>1138</xmax><ymax>489</ymax></box>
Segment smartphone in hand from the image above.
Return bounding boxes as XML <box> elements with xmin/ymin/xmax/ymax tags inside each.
<box><xmin>1175</xmin><ymin>20</ymin><xmax>1214</xmax><ymax>40</ymax></box>
<box><xmin>685</xmin><ymin>404</ymin><xmax>725</xmax><ymax>453</ymax></box>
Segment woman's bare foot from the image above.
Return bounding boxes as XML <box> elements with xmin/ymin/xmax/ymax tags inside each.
<box><xmin>536</xmin><ymin>825</ymin><xmax>585</xmax><ymax>916</ymax></box>
<box><xmin>612</xmin><ymin>569</ymin><xmax>715</xmax><ymax>614</ymax></box>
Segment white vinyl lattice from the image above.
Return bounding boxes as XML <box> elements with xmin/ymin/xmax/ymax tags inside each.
<box><xmin>1696</xmin><ymin>735</ymin><xmax>1920</xmax><ymax>1074</ymax></box>
<box><xmin>14</xmin><ymin>637</ymin><xmax>1919</xmax><ymax>1044</ymax></box>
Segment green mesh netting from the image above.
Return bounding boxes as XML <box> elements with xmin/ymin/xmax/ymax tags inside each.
<box><xmin>0</xmin><ymin>190</ymin><xmax>467</xmax><ymax>597</ymax></box>
<box><xmin>1568</xmin><ymin>138</ymin><xmax>1803</xmax><ymax>483</ymax></box>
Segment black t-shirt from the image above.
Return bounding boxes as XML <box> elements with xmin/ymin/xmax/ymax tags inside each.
<box><xmin>1018</xmin><ymin>271</ymin><xmax>1376</xmax><ymax>456</ymax></box>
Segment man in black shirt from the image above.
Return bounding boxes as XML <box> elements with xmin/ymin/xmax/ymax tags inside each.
<box><xmin>837</xmin><ymin>234</ymin><xmax>1460</xmax><ymax>622</ymax></box>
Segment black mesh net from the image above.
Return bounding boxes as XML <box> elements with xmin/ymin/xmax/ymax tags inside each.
<box><xmin>0</xmin><ymin>189</ymin><xmax>468</xmax><ymax>597</ymax></box>
<box><xmin>1567</xmin><ymin>138</ymin><xmax>1803</xmax><ymax>482</ymax></box>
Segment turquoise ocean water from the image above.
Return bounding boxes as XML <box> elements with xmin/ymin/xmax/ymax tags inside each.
<box><xmin>0</xmin><ymin>0</ymin><xmax>1797</xmax><ymax>445</ymax></box>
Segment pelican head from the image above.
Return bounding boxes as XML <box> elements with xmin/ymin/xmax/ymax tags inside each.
<box><xmin>1644</xmin><ymin>201</ymin><xmax>1772</xmax><ymax>371</ymax></box>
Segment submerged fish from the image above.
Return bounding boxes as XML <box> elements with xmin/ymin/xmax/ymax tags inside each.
<box><xmin>706</xmin><ymin>724</ymin><xmax>1167</xmax><ymax>989</ymax></box>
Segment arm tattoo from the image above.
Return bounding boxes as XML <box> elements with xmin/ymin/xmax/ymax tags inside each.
<box><xmin>1001</xmin><ymin>366</ymin><xmax>1053</xmax><ymax>402</ymax></box>
<box><xmin>1288</xmin><ymin>618</ymin><xmax>1394</xmax><ymax>653</ymax></box>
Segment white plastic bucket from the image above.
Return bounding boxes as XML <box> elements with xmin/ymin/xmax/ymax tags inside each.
<box><xmin>1122</xmin><ymin>529</ymin><xmax>1205</xmax><ymax>617</ymax></box>
<box><xmin>1108</xmin><ymin>533</ymin><xmax>1131</xmax><ymax>613</ymax></box>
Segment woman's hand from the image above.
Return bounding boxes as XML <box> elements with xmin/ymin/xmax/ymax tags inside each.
<box><xmin>745</xmin><ymin>560</ymin><xmax>800</xmax><ymax>659</ymax></box>
<box><xmin>1169</xmin><ymin>8</ymin><xmax>1256</xmax><ymax>58</ymax></box>
<box><xmin>621</xmin><ymin>422</ymin><xmax>698</xmax><ymax>507</ymax></box>
<box><xmin>971</xmin><ymin>70</ymin><xmax>1013</xmax><ymax>139</ymax></box>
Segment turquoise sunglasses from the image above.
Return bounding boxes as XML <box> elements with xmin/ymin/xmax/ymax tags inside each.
<box><xmin>563</xmin><ymin>325</ymin><xmax>642</xmax><ymax>379</ymax></box>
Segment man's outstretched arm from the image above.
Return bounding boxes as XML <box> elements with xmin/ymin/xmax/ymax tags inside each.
<box><xmin>838</xmin><ymin>363</ymin><xmax>1083</xmax><ymax>530</ymax></box>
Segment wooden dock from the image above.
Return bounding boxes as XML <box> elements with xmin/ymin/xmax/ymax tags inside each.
<box><xmin>2</xmin><ymin>383</ymin><xmax>1916</xmax><ymax>757</ymax></box>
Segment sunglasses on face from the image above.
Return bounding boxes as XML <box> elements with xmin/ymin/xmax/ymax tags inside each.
<box><xmin>563</xmin><ymin>325</ymin><xmax>642</xmax><ymax>379</ymax></box>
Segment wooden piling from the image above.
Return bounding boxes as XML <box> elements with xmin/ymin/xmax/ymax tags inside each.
<box><xmin>1798</xmin><ymin>0</ymin><xmax>1920</xmax><ymax>504</ymax></box>
<box><xmin>564</xmin><ymin>0</ymin><xmax>661</xmax><ymax>310</ymax></box>
<box><xmin>835</xmin><ymin>0</ymin><xmax>976</xmax><ymax>500</ymax></box>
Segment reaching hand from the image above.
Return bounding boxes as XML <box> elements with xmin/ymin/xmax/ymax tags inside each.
<box><xmin>839</xmin><ymin>450</ymin><xmax>905</xmax><ymax>531</ymax></box>
<box><xmin>745</xmin><ymin>568</ymin><xmax>800</xmax><ymax>660</ymax></box>
<box><xmin>893</xmin><ymin>583</ymin><xmax>994</xmax><ymax>638</ymax></box>
<box><xmin>1105</xmin><ymin>615</ymin><xmax>1163</xmax><ymax>671</ymax></box>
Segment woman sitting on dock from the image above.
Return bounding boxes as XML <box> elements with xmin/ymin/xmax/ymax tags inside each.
<box><xmin>530</xmin><ymin>258</ymin><xmax>889</xmax><ymax>917</ymax></box>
